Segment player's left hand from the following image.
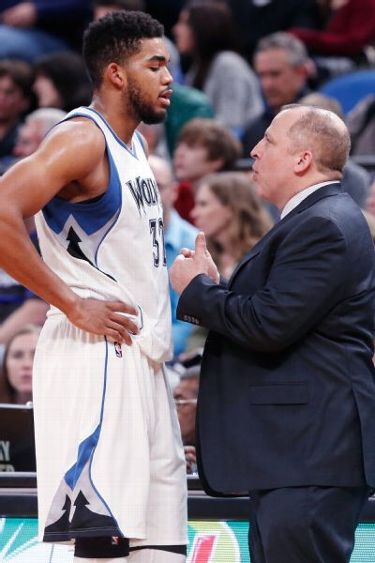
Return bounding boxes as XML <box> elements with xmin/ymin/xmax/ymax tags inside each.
<box><xmin>169</xmin><ymin>232</ymin><xmax>219</xmax><ymax>295</ymax></box>
<box><xmin>66</xmin><ymin>297</ymin><xmax>139</xmax><ymax>345</ymax></box>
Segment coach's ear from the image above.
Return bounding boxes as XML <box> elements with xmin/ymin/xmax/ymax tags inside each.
<box><xmin>294</xmin><ymin>150</ymin><xmax>312</xmax><ymax>175</ymax></box>
<box><xmin>106</xmin><ymin>62</ymin><xmax>126</xmax><ymax>90</ymax></box>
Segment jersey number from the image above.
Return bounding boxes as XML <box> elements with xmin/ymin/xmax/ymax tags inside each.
<box><xmin>149</xmin><ymin>218</ymin><xmax>166</xmax><ymax>267</ymax></box>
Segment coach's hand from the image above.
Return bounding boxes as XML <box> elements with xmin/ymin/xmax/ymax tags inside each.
<box><xmin>66</xmin><ymin>297</ymin><xmax>139</xmax><ymax>345</ymax></box>
<box><xmin>170</xmin><ymin>232</ymin><xmax>220</xmax><ymax>295</ymax></box>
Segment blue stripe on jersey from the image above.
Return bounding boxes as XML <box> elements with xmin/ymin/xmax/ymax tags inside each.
<box><xmin>64</xmin><ymin>337</ymin><xmax>109</xmax><ymax>490</ymax></box>
<box><xmin>64</xmin><ymin>425</ymin><xmax>100</xmax><ymax>490</ymax></box>
<box><xmin>42</xmin><ymin>147</ymin><xmax>121</xmax><ymax>236</ymax></box>
<box><xmin>62</xmin><ymin>339</ymin><xmax>120</xmax><ymax>532</ymax></box>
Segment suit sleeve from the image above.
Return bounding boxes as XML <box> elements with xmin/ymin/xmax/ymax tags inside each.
<box><xmin>177</xmin><ymin>216</ymin><xmax>348</xmax><ymax>352</ymax></box>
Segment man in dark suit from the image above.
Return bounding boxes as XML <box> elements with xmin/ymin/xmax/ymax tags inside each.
<box><xmin>170</xmin><ymin>104</ymin><xmax>375</xmax><ymax>563</ymax></box>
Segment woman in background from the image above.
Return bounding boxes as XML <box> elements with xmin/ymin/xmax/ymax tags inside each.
<box><xmin>184</xmin><ymin>171</ymin><xmax>272</xmax><ymax>352</ymax></box>
<box><xmin>191</xmin><ymin>172</ymin><xmax>273</xmax><ymax>279</ymax></box>
<box><xmin>0</xmin><ymin>325</ymin><xmax>40</xmax><ymax>404</ymax></box>
<box><xmin>173</xmin><ymin>1</ymin><xmax>263</xmax><ymax>137</ymax></box>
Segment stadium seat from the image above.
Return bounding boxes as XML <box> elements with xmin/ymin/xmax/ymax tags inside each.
<box><xmin>319</xmin><ymin>69</ymin><xmax>375</xmax><ymax>115</ymax></box>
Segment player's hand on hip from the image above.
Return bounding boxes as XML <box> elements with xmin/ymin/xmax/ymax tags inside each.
<box><xmin>170</xmin><ymin>232</ymin><xmax>220</xmax><ymax>294</ymax></box>
<box><xmin>67</xmin><ymin>297</ymin><xmax>139</xmax><ymax>345</ymax></box>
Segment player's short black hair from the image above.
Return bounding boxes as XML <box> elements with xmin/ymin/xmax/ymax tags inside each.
<box><xmin>83</xmin><ymin>10</ymin><xmax>164</xmax><ymax>87</ymax></box>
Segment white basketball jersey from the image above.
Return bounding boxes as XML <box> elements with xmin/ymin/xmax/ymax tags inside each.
<box><xmin>35</xmin><ymin>106</ymin><xmax>172</xmax><ymax>362</ymax></box>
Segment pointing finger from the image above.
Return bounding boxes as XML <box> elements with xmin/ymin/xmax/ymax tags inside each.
<box><xmin>194</xmin><ymin>232</ymin><xmax>207</xmax><ymax>257</ymax></box>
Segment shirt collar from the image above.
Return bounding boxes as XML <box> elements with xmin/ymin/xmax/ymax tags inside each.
<box><xmin>280</xmin><ymin>181</ymin><xmax>340</xmax><ymax>219</ymax></box>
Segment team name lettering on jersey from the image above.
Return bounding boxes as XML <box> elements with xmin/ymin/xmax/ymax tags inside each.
<box><xmin>126</xmin><ymin>176</ymin><xmax>159</xmax><ymax>215</ymax></box>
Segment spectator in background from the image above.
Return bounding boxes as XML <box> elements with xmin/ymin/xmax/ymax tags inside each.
<box><xmin>0</xmin><ymin>325</ymin><xmax>40</xmax><ymax>404</ymax></box>
<box><xmin>164</xmin><ymin>84</ymin><xmax>214</xmax><ymax>156</ymax></box>
<box><xmin>145</xmin><ymin>0</ymin><xmax>184</xmax><ymax>39</ymax></box>
<box><xmin>13</xmin><ymin>107</ymin><xmax>67</xmax><ymax>158</ymax></box>
<box><xmin>173</xmin><ymin>365</ymin><xmax>199</xmax><ymax>474</ymax></box>
<box><xmin>173</xmin><ymin>118</ymin><xmax>242</xmax><ymax>223</ymax></box>
<box><xmin>0</xmin><ymin>59</ymin><xmax>34</xmax><ymax>162</ymax></box>
<box><xmin>227</xmin><ymin>0</ymin><xmax>321</xmax><ymax>63</ymax></box>
<box><xmin>289</xmin><ymin>0</ymin><xmax>375</xmax><ymax>76</ymax></box>
<box><xmin>242</xmin><ymin>32</ymin><xmax>312</xmax><ymax>155</ymax></box>
<box><xmin>173</xmin><ymin>1</ymin><xmax>263</xmax><ymax>137</ymax></box>
<box><xmin>149</xmin><ymin>155</ymin><xmax>198</xmax><ymax>357</ymax></box>
<box><xmin>300</xmin><ymin>92</ymin><xmax>371</xmax><ymax>209</ymax></box>
<box><xmin>33</xmin><ymin>51</ymin><xmax>92</xmax><ymax>112</ymax></box>
<box><xmin>0</xmin><ymin>0</ymin><xmax>91</xmax><ymax>62</ymax></box>
<box><xmin>191</xmin><ymin>172</ymin><xmax>273</xmax><ymax>279</ymax></box>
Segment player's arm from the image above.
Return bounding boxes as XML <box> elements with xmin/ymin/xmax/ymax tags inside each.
<box><xmin>0</xmin><ymin>120</ymin><xmax>138</xmax><ymax>343</ymax></box>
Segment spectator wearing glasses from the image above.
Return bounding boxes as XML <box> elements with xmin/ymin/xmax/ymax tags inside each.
<box><xmin>173</xmin><ymin>365</ymin><xmax>199</xmax><ymax>474</ymax></box>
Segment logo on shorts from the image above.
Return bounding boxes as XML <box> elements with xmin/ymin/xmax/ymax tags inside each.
<box><xmin>114</xmin><ymin>342</ymin><xmax>122</xmax><ymax>358</ymax></box>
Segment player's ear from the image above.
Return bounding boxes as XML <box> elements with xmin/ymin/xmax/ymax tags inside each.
<box><xmin>106</xmin><ymin>63</ymin><xmax>126</xmax><ymax>89</ymax></box>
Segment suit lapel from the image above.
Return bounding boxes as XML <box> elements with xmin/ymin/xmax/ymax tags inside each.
<box><xmin>284</xmin><ymin>182</ymin><xmax>342</xmax><ymax>219</ymax></box>
<box><xmin>229</xmin><ymin>183</ymin><xmax>342</xmax><ymax>286</ymax></box>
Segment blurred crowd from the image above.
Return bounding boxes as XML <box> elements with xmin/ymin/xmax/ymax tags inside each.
<box><xmin>0</xmin><ymin>0</ymin><xmax>375</xmax><ymax>473</ymax></box>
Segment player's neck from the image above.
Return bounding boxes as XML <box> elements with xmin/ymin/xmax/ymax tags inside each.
<box><xmin>91</xmin><ymin>94</ymin><xmax>138</xmax><ymax>146</ymax></box>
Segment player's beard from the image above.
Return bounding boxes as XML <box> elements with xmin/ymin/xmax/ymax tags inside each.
<box><xmin>126</xmin><ymin>77</ymin><xmax>166</xmax><ymax>125</ymax></box>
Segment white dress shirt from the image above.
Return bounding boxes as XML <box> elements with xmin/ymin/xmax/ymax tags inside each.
<box><xmin>280</xmin><ymin>181</ymin><xmax>340</xmax><ymax>219</ymax></box>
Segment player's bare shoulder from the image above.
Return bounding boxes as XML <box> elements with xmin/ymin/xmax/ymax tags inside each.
<box><xmin>30</xmin><ymin>116</ymin><xmax>109</xmax><ymax>201</ymax></box>
<box><xmin>41</xmin><ymin>117</ymin><xmax>106</xmax><ymax>175</ymax></box>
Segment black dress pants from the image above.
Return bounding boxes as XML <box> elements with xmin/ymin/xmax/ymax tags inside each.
<box><xmin>248</xmin><ymin>486</ymin><xmax>369</xmax><ymax>563</ymax></box>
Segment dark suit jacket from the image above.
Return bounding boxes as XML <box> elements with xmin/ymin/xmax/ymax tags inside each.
<box><xmin>177</xmin><ymin>184</ymin><xmax>375</xmax><ymax>495</ymax></box>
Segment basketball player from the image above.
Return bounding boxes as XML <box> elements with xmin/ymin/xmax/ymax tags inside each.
<box><xmin>0</xmin><ymin>11</ymin><xmax>187</xmax><ymax>563</ymax></box>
